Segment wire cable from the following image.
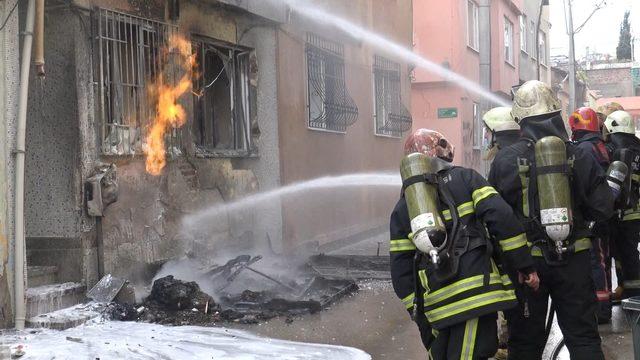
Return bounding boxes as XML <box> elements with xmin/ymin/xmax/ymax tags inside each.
<box><xmin>0</xmin><ymin>0</ymin><xmax>20</xmax><ymax>32</ymax></box>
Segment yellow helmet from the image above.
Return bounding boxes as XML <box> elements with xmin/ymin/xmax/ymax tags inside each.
<box><xmin>512</xmin><ymin>80</ymin><xmax>562</xmax><ymax>123</ymax></box>
<box><xmin>604</xmin><ymin>110</ymin><xmax>635</xmax><ymax>135</ymax></box>
<box><xmin>482</xmin><ymin>107</ymin><xmax>520</xmax><ymax>132</ymax></box>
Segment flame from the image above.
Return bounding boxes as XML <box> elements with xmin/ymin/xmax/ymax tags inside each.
<box><xmin>145</xmin><ymin>34</ymin><xmax>196</xmax><ymax>175</ymax></box>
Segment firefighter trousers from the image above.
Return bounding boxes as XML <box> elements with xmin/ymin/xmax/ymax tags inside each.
<box><xmin>611</xmin><ymin>219</ymin><xmax>640</xmax><ymax>298</ymax></box>
<box><xmin>505</xmin><ymin>251</ymin><xmax>604</xmax><ymax>360</ymax></box>
<box><xmin>590</xmin><ymin>236</ymin><xmax>612</xmax><ymax>322</ymax></box>
<box><xmin>429</xmin><ymin>313</ymin><xmax>497</xmax><ymax>360</ymax></box>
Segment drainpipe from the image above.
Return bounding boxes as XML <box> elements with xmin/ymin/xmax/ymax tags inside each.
<box><xmin>14</xmin><ymin>0</ymin><xmax>36</xmax><ymax>330</ymax></box>
<box><xmin>478</xmin><ymin>0</ymin><xmax>491</xmax><ymax>174</ymax></box>
<box><xmin>34</xmin><ymin>0</ymin><xmax>44</xmax><ymax>77</ymax></box>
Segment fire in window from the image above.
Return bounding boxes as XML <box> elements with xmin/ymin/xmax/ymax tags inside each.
<box><xmin>96</xmin><ymin>9</ymin><xmax>177</xmax><ymax>155</ymax></box>
<box><xmin>306</xmin><ymin>33</ymin><xmax>358</xmax><ymax>133</ymax></box>
<box><xmin>372</xmin><ymin>55</ymin><xmax>412</xmax><ymax>138</ymax></box>
<box><xmin>191</xmin><ymin>37</ymin><xmax>252</xmax><ymax>155</ymax></box>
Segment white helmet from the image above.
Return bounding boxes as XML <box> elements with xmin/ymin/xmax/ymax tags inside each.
<box><xmin>483</xmin><ymin>107</ymin><xmax>520</xmax><ymax>132</ymax></box>
<box><xmin>604</xmin><ymin>110</ymin><xmax>635</xmax><ymax>135</ymax></box>
<box><xmin>512</xmin><ymin>80</ymin><xmax>562</xmax><ymax>123</ymax></box>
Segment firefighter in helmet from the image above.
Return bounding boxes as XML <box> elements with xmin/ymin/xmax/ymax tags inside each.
<box><xmin>482</xmin><ymin>106</ymin><xmax>520</xmax><ymax>160</ymax></box>
<box><xmin>604</xmin><ymin>110</ymin><xmax>640</xmax><ymax>300</ymax></box>
<box><xmin>597</xmin><ymin>102</ymin><xmax>624</xmax><ymax>134</ymax></box>
<box><xmin>569</xmin><ymin>107</ymin><xmax>613</xmax><ymax>323</ymax></box>
<box><xmin>390</xmin><ymin>129</ymin><xmax>538</xmax><ymax>359</ymax></box>
<box><xmin>489</xmin><ymin>80</ymin><xmax>614</xmax><ymax>360</ymax></box>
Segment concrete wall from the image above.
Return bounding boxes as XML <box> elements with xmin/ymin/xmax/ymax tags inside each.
<box><xmin>0</xmin><ymin>0</ymin><xmax>19</xmax><ymax>328</ymax></box>
<box><xmin>518</xmin><ymin>3</ymin><xmax>551</xmax><ymax>84</ymax></box>
<box><xmin>276</xmin><ymin>0</ymin><xmax>411</xmax><ymax>251</ymax></box>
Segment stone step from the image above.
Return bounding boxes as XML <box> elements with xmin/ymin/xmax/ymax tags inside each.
<box><xmin>26</xmin><ymin>303</ymin><xmax>100</xmax><ymax>330</ymax></box>
<box><xmin>26</xmin><ymin>282</ymin><xmax>86</xmax><ymax>319</ymax></box>
<box><xmin>27</xmin><ymin>265</ymin><xmax>58</xmax><ymax>287</ymax></box>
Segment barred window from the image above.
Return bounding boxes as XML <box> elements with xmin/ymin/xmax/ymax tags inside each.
<box><xmin>192</xmin><ymin>36</ymin><xmax>252</xmax><ymax>156</ymax></box>
<box><xmin>372</xmin><ymin>55</ymin><xmax>412</xmax><ymax>138</ymax></box>
<box><xmin>95</xmin><ymin>9</ymin><xmax>177</xmax><ymax>155</ymax></box>
<box><xmin>306</xmin><ymin>33</ymin><xmax>358</xmax><ymax>133</ymax></box>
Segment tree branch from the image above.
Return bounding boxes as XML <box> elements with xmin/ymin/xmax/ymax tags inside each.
<box><xmin>573</xmin><ymin>0</ymin><xmax>607</xmax><ymax>34</ymax></box>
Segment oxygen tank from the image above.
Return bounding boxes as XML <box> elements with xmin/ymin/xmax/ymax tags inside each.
<box><xmin>400</xmin><ymin>153</ymin><xmax>447</xmax><ymax>264</ymax></box>
<box><xmin>606</xmin><ymin>161</ymin><xmax>629</xmax><ymax>200</ymax></box>
<box><xmin>534</xmin><ymin>136</ymin><xmax>572</xmax><ymax>256</ymax></box>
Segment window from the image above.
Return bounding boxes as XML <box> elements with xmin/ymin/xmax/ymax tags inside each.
<box><xmin>539</xmin><ymin>31</ymin><xmax>547</xmax><ymax>66</ymax></box>
<box><xmin>519</xmin><ymin>15</ymin><xmax>527</xmax><ymax>53</ymax></box>
<box><xmin>372</xmin><ymin>55</ymin><xmax>412</xmax><ymax>138</ymax></box>
<box><xmin>529</xmin><ymin>20</ymin><xmax>536</xmax><ymax>58</ymax></box>
<box><xmin>467</xmin><ymin>1</ymin><xmax>479</xmax><ymax>51</ymax></box>
<box><xmin>472</xmin><ymin>103</ymin><xmax>482</xmax><ymax>149</ymax></box>
<box><xmin>191</xmin><ymin>37</ymin><xmax>252</xmax><ymax>155</ymax></box>
<box><xmin>96</xmin><ymin>9</ymin><xmax>175</xmax><ymax>155</ymax></box>
<box><xmin>306</xmin><ymin>33</ymin><xmax>358</xmax><ymax>132</ymax></box>
<box><xmin>504</xmin><ymin>17</ymin><xmax>514</xmax><ymax>65</ymax></box>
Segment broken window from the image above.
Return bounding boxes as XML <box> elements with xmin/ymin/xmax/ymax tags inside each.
<box><xmin>191</xmin><ymin>37</ymin><xmax>252</xmax><ymax>155</ymax></box>
<box><xmin>96</xmin><ymin>9</ymin><xmax>177</xmax><ymax>155</ymax></box>
<box><xmin>306</xmin><ymin>33</ymin><xmax>358</xmax><ymax>133</ymax></box>
<box><xmin>372</xmin><ymin>55</ymin><xmax>412</xmax><ymax>138</ymax></box>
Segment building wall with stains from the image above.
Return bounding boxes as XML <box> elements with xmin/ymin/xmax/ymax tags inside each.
<box><xmin>276</xmin><ymin>0</ymin><xmax>412</xmax><ymax>252</ymax></box>
<box><xmin>22</xmin><ymin>0</ymin><xmax>283</xmax><ymax>288</ymax></box>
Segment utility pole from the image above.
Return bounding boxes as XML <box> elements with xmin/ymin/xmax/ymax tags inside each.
<box><xmin>565</xmin><ymin>0</ymin><xmax>577</xmax><ymax>111</ymax></box>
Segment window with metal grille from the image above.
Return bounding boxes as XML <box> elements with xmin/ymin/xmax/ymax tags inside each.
<box><xmin>372</xmin><ymin>55</ymin><xmax>412</xmax><ymax>138</ymax></box>
<box><xmin>306</xmin><ymin>33</ymin><xmax>358</xmax><ymax>133</ymax></box>
<box><xmin>95</xmin><ymin>9</ymin><xmax>177</xmax><ymax>155</ymax></box>
<box><xmin>191</xmin><ymin>36</ymin><xmax>252</xmax><ymax>156</ymax></box>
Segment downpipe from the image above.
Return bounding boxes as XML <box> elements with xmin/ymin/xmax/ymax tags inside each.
<box><xmin>14</xmin><ymin>0</ymin><xmax>36</xmax><ymax>330</ymax></box>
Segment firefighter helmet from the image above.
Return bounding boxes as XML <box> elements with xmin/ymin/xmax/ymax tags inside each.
<box><xmin>604</xmin><ymin>110</ymin><xmax>635</xmax><ymax>135</ymax></box>
<box><xmin>512</xmin><ymin>80</ymin><xmax>562</xmax><ymax>123</ymax></box>
<box><xmin>404</xmin><ymin>129</ymin><xmax>455</xmax><ymax>162</ymax></box>
<box><xmin>569</xmin><ymin>107</ymin><xmax>600</xmax><ymax>133</ymax></box>
<box><xmin>483</xmin><ymin>107</ymin><xmax>520</xmax><ymax>132</ymax></box>
<box><xmin>596</xmin><ymin>102</ymin><xmax>625</xmax><ymax>127</ymax></box>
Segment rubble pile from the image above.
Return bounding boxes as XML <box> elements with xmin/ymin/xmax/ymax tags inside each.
<box><xmin>101</xmin><ymin>254</ymin><xmax>360</xmax><ymax>326</ymax></box>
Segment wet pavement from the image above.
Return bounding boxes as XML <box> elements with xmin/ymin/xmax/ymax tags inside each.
<box><xmin>234</xmin><ymin>234</ymin><xmax>637</xmax><ymax>360</ymax></box>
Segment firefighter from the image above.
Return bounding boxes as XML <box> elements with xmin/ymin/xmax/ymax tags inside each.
<box><xmin>482</xmin><ymin>106</ymin><xmax>520</xmax><ymax>359</ymax></box>
<box><xmin>599</xmin><ymin>102</ymin><xmax>627</xmax><ymax>301</ymax></box>
<box><xmin>390</xmin><ymin>129</ymin><xmax>539</xmax><ymax>359</ymax></box>
<box><xmin>604</xmin><ymin>110</ymin><xmax>640</xmax><ymax>300</ymax></box>
<box><xmin>489</xmin><ymin>80</ymin><xmax>614</xmax><ymax>360</ymax></box>
<box><xmin>569</xmin><ymin>107</ymin><xmax>612</xmax><ymax>323</ymax></box>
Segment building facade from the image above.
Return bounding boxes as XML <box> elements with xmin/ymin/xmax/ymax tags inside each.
<box><xmin>1</xmin><ymin>0</ymin><xmax>412</xmax><ymax>327</ymax></box>
<box><xmin>411</xmin><ymin>0</ymin><xmax>551</xmax><ymax>173</ymax></box>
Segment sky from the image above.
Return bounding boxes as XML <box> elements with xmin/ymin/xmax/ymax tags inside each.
<box><xmin>549</xmin><ymin>0</ymin><xmax>640</xmax><ymax>60</ymax></box>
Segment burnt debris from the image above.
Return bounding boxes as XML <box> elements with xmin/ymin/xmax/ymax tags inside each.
<box><xmin>102</xmin><ymin>254</ymin><xmax>361</xmax><ymax>326</ymax></box>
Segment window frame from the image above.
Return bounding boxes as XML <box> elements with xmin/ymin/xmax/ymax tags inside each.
<box><xmin>472</xmin><ymin>102</ymin><xmax>482</xmax><ymax>150</ymax></box>
<box><xmin>504</xmin><ymin>16</ymin><xmax>515</xmax><ymax>66</ymax></box>
<box><xmin>467</xmin><ymin>0</ymin><xmax>480</xmax><ymax>52</ymax></box>
<box><xmin>519</xmin><ymin>15</ymin><xmax>527</xmax><ymax>54</ymax></box>
<box><xmin>191</xmin><ymin>35</ymin><xmax>253</xmax><ymax>157</ymax></box>
<box><xmin>95</xmin><ymin>8</ymin><xmax>176</xmax><ymax>156</ymax></box>
<box><xmin>305</xmin><ymin>33</ymin><xmax>358</xmax><ymax>134</ymax></box>
<box><xmin>529</xmin><ymin>20</ymin><xmax>536</xmax><ymax>59</ymax></box>
<box><xmin>539</xmin><ymin>31</ymin><xmax>548</xmax><ymax>67</ymax></box>
<box><xmin>372</xmin><ymin>55</ymin><xmax>412</xmax><ymax>138</ymax></box>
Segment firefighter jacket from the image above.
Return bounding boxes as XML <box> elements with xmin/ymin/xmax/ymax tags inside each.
<box><xmin>573</xmin><ymin>132</ymin><xmax>610</xmax><ymax>170</ymax></box>
<box><xmin>607</xmin><ymin>133</ymin><xmax>640</xmax><ymax>221</ymax></box>
<box><xmin>489</xmin><ymin>113</ymin><xmax>614</xmax><ymax>258</ymax></box>
<box><xmin>390</xmin><ymin>166</ymin><xmax>534</xmax><ymax>331</ymax></box>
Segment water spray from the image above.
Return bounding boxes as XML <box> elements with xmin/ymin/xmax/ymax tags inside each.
<box><xmin>278</xmin><ymin>0</ymin><xmax>510</xmax><ymax>107</ymax></box>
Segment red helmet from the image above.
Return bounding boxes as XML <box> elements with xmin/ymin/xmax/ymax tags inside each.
<box><xmin>569</xmin><ymin>107</ymin><xmax>599</xmax><ymax>133</ymax></box>
<box><xmin>404</xmin><ymin>129</ymin><xmax>455</xmax><ymax>162</ymax></box>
